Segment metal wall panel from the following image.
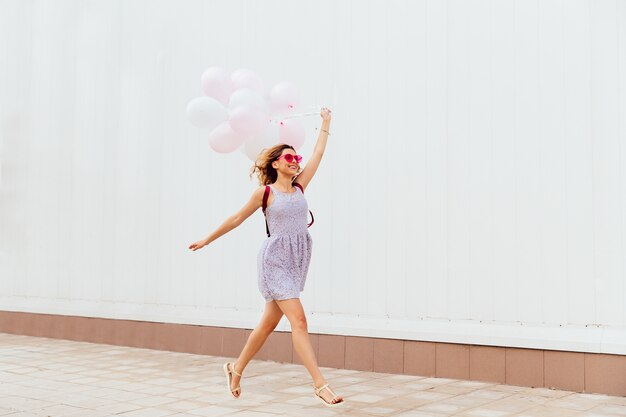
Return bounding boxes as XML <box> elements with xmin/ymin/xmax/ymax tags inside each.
<box><xmin>0</xmin><ymin>0</ymin><xmax>624</xmax><ymax>351</ymax></box>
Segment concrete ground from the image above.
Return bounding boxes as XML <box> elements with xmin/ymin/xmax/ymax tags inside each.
<box><xmin>0</xmin><ymin>333</ymin><xmax>625</xmax><ymax>417</ymax></box>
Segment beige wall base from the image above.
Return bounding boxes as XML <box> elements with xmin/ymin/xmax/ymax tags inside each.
<box><xmin>1</xmin><ymin>311</ymin><xmax>624</xmax><ymax>397</ymax></box>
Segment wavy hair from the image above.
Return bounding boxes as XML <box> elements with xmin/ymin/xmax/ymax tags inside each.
<box><xmin>250</xmin><ymin>143</ymin><xmax>298</xmax><ymax>185</ymax></box>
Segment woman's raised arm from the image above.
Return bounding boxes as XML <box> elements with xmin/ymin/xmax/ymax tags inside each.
<box><xmin>293</xmin><ymin>107</ymin><xmax>332</xmax><ymax>191</ymax></box>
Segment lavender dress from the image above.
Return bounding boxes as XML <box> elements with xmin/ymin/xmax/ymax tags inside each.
<box><xmin>257</xmin><ymin>184</ymin><xmax>313</xmax><ymax>302</ymax></box>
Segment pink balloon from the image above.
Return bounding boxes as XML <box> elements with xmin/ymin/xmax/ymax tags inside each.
<box><xmin>229</xmin><ymin>105</ymin><xmax>268</xmax><ymax>137</ymax></box>
<box><xmin>231</xmin><ymin>68</ymin><xmax>264</xmax><ymax>94</ymax></box>
<box><xmin>209</xmin><ymin>122</ymin><xmax>246</xmax><ymax>153</ymax></box>
<box><xmin>278</xmin><ymin>119</ymin><xmax>305</xmax><ymax>149</ymax></box>
<box><xmin>201</xmin><ymin>67</ymin><xmax>234</xmax><ymax>105</ymax></box>
<box><xmin>269</xmin><ymin>81</ymin><xmax>301</xmax><ymax>113</ymax></box>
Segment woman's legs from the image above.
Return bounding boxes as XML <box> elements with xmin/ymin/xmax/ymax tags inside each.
<box><xmin>275</xmin><ymin>298</ymin><xmax>343</xmax><ymax>404</ymax></box>
<box><xmin>229</xmin><ymin>300</ymin><xmax>283</xmax><ymax>397</ymax></box>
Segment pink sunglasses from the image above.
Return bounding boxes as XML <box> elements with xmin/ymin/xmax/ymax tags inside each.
<box><xmin>277</xmin><ymin>154</ymin><xmax>303</xmax><ymax>164</ymax></box>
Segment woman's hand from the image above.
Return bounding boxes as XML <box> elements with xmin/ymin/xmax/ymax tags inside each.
<box><xmin>189</xmin><ymin>238</ymin><xmax>209</xmax><ymax>251</ymax></box>
<box><xmin>320</xmin><ymin>107</ymin><xmax>332</xmax><ymax>122</ymax></box>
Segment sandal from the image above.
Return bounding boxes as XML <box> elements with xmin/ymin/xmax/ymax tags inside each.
<box><xmin>314</xmin><ymin>383</ymin><xmax>344</xmax><ymax>407</ymax></box>
<box><xmin>223</xmin><ymin>362</ymin><xmax>243</xmax><ymax>398</ymax></box>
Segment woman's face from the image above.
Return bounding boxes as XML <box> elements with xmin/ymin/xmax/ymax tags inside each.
<box><xmin>273</xmin><ymin>148</ymin><xmax>301</xmax><ymax>176</ymax></box>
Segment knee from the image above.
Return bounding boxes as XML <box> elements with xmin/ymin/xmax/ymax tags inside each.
<box><xmin>290</xmin><ymin>314</ymin><xmax>308</xmax><ymax>333</ymax></box>
<box><xmin>258</xmin><ymin>320</ymin><xmax>279</xmax><ymax>335</ymax></box>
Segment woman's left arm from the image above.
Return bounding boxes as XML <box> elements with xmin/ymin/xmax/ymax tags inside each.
<box><xmin>293</xmin><ymin>107</ymin><xmax>332</xmax><ymax>191</ymax></box>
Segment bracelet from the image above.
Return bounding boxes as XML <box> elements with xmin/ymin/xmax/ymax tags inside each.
<box><xmin>320</xmin><ymin>129</ymin><xmax>330</xmax><ymax>135</ymax></box>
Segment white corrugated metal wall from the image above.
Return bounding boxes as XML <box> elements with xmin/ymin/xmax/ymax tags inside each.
<box><xmin>0</xmin><ymin>0</ymin><xmax>625</xmax><ymax>354</ymax></box>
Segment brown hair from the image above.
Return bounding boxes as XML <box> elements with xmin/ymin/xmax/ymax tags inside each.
<box><xmin>250</xmin><ymin>143</ymin><xmax>298</xmax><ymax>185</ymax></box>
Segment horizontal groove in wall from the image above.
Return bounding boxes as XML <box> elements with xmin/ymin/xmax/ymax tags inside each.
<box><xmin>1</xmin><ymin>297</ymin><xmax>624</xmax><ymax>355</ymax></box>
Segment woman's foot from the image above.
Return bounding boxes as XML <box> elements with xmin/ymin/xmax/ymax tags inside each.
<box><xmin>314</xmin><ymin>382</ymin><xmax>344</xmax><ymax>406</ymax></box>
<box><xmin>223</xmin><ymin>362</ymin><xmax>242</xmax><ymax>398</ymax></box>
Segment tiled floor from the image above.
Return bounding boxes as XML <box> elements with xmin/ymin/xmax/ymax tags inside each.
<box><xmin>0</xmin><ymin>333</ymin><xmax>625</xmax><ymax>417</ymax></box>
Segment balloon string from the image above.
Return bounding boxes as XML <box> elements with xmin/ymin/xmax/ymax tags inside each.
<box><xmin>269</xmin><ymin>105</ymin><xmax>323</xmax><ymax>122</ymax></box>
<box><xmin>270</xmin><ymin>111</ymin><xmax>319</xmax><ymax>122</ymax></box>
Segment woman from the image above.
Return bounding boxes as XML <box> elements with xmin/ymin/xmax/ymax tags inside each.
<box><xmin>189</xmin><ymin>107</ymin><xmax>344</xmax><ymax>407</ymax></box>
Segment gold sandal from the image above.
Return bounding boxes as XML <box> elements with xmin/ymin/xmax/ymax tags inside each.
<box><xmin>314</xmin><ymin>383</ymin><xmax>344</xmax><ymax>407</ymax></box>
<box><xmin>223</xmin><ymin>362</ymin><xmax>243</xmax><ymax>398</ymax></box>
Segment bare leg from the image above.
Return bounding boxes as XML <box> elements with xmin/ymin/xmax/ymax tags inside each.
<box><xmin>275</xmin><ymin>298</ymin><xmax>343</xmax><ymax>404</ymax></box>
<box><xmin>229</xmin><ymin>300</ymin><xmax>283</xmax><ymax>397</ymax></box>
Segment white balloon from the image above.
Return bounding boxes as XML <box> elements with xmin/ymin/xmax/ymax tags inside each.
<box><xmin>201</xmin><ymin>66</ymin><xmax>234</xmax><ymax>105</ymax></box>
<box><xmin>229</xmin><ymin>88</ymin><xmax>267</xmax><ymax>111</ymax></box>
<box><xmin>186</xmin><ymin>96</ymin><xmax>228</xmax><ymax>129</ymax></box>
<box><xmin>242</xmin><ymin>123</ymin><xmax>279</xmax><ymax>162</ymax></box>
<box><xmin>231</xmin><ymin>68</ymin><xmax>265</xmax><ymax>94</ymax></box>
<box><xmin>229</xmin><ymin>105</ymin><xmax>269</xmax><ymax>137</ymax></box>
<box><xmin>209</xmin><ymin>122</ymin><xmax>246</xmax><ymax>153</ymax></box>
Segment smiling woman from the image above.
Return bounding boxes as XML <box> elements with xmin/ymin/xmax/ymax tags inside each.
<box><xmin>188</xmin><ymin>108</ymin><xmax>344</xmax><ymax>407</ymax></box>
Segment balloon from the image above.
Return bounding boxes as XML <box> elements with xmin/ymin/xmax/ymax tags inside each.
<box><xmin>228</xmin><ymin>88</ymin><xmax>267</xmax><ymax>111</ymax></box>
<box><xmin>231</xmin><ymin>68</ymin><xmax>264</xmax><ymax>94</ymax></box>
<box><xmin>269</xmin><ymin>81</ymin><xmax>300</xmax><ymax>113</ymax></box>
<box><xmin>229</xmin><ymin>105</ymin><xmax>268</xmax><ymax>137</ymax></box>
<box><xmin>201</xmin><ymin>66</ymin><xmax>234</xmax><ymax>105</ymax></box>
<box><xmin>242</xmin><ymin>123</ymin><xmax>279</xmax><ymax>162</ymax></box>
<box><xmin>186</xmin><ymin>96</ymin><xmax>228</xmax><ymax>129</ymax></box>
<box><xmin>278</xmin><ymin>119</ymin><xmax>305</xmax><ymax>149</ymax></box>
<box><xmin>209</xmin><ymin>122</ymin><xmax>246</xmax><ymax>153</ymax></box>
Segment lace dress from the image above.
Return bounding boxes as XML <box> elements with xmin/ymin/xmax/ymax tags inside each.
<box><xmin>257</xmin><ymin>184</ymin><xmax>313</xmax><ymax>302</ymax></box>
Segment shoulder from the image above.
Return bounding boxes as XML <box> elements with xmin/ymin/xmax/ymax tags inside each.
<box><xmin>252</xmin><ymin>185</ymin><xmax>269</xmax><ymax>201</ymax></box>
<box><xmin>292</xmin><ymin>181</ymin><xmax>305</xmax><ymax>193</ymax></box>
<box><xmin>252</xmin><ymin>185</ymin><xmax>269</xmax><ymax>197</ymax></box>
